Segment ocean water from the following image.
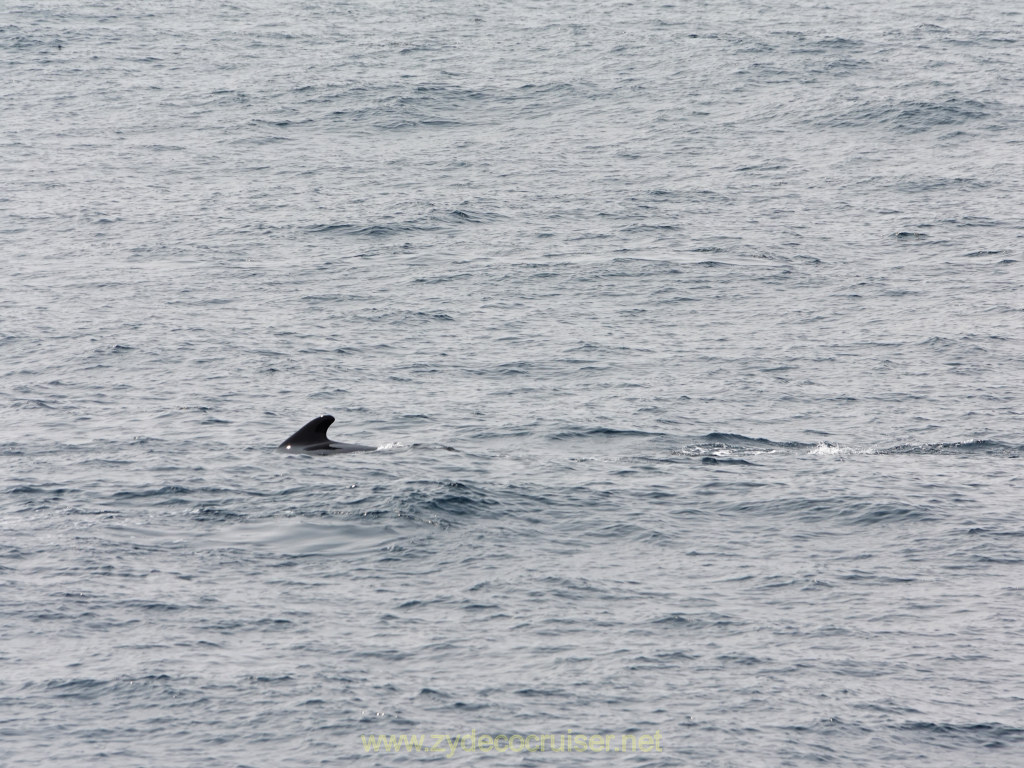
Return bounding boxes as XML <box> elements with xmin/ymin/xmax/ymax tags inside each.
<box><xmin>2</xmin><ymin>0</ymin><xmax>1024</xmax><ymax>765</ymax></box>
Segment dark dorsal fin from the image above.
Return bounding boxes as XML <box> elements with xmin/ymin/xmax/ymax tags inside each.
<box><xmin>279</xmin><ymin>414</ymin><xmax>335</xmax><ymax>450</ymax></box>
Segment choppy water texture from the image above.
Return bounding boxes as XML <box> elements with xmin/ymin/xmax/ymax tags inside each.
<box><xmin>3</xmin><ymin>1</ymin><xmax>1024</xmax><ymax>765</ymax></box>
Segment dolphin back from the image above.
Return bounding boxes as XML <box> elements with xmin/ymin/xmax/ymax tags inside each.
<box><xmin>279</xmin><ymin>414</ymin><xmax>336</xmax><ymax>450</ymax></box>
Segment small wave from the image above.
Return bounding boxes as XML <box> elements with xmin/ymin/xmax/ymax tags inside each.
<box><xmin>652</xmin><ymin>612</ymin><xmax>741</xmax><ymax>629</ymax></box>
<box><xmin>111</xmin><ymin>485</ymin><xmax>192</xmax><ymax>500</ymax></box>
<box><xmin>447</xmin><ymin>208</ymin><xmax>505</xmax><ymax>224</ymax></box>
<box><xmin>728</xmin><ymin>497</ymin><xmax>934</xmax><ymax>525</ymax></box>
<box><xmin>809</xmin><ymin>442</ymin><xmax>858</xmax><ymax>456</ymax></box>
<box><xmin>702</xmin><ymin>432</ymin><xmax>810</xmax><ymax>449</ymax></box>
<box><xmin>673</xmin><ymin>432</ymin><xmax>801</xmax><ymax>460</ymax></box>
<box><xmin>874</xmin><ymin>439</ymin><xmax>1020</xmax><ymax>456</ymax></box>
<box><xmin>552</xmin><ymin>427</ymin><xmax>665</xmax><ymax>440</ymax></box>
<box><xmin>44</xmin><ymin>678</ymin><xmax>112</xmax><ymax>698</ymax></box>
<box><xmin>11</xmin><ymin>398</ymin><xmax>56</xmax><ymax>409</ymax></box>
<box><xmin>370</xmin><ymin>480</ymin><xmax>499</xmax><ymax>522</ymax></box>
<box><xmin>374</xmin><ymin>442</ymin><xmax>410</xmax><ymax>451</ymax></box>
<box><xmin>840</xmin><ymin>501</ymin><xmax>934</xmax><ymax>524</ymax></box>
<box><xmin>307</xmin><ymin>221</ymin><xmax>440</xmax><ymax>237</ymax></box>
<box><xmin>897</xmin><ymin>721</ymin><xmax>1024</xmax><ymax>748</ymax></box>
<box><xmin>805</xmin><ymin>439</ymin><xmax>1022</xmax><ymax>458</ymax></box>
<box><xmin>831</xmin><ymin>97</ymin><xmax>990</xmax><ymax>133</ymax></box>
<box><xmin>369</xmin><ymin>309</ymin><xmax>455</xmax><ymax>324</ymax></box>
<box><xmin>190</xmin><ymin>506</ymin><xmax>246</xmax><ymax>522</ymax></box>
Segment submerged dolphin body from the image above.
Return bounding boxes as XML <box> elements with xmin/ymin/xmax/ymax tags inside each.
<box><xmin>701</xmin><ymin>456</ymin><xmax>754</xmax><ymax>466</ymax></box>
<box><xmin>278</xmin><ymin>415</ymin><xmax>375</xmax><ymax>453</ymax></box>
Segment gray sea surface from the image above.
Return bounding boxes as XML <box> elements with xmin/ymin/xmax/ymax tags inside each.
<box><xmin>2</xmin><ymin>1</ymin><xmax>1024</xmax><ymax>765</ymax></box>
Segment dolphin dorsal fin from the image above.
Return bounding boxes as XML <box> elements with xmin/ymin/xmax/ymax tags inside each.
<box><xmin>279</xmin><ymin>414</ymin><xmax>335</xmax><ymax>450</ymax></box>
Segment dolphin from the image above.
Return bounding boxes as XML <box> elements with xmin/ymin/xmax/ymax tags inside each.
<box><xmin>278</xmin><ymin>415</ymin><xmax>376</xmax><ymax>453</ymax></box>
<box><xmin>701</xmin><ymin>456</ymin><xmax>754</xmax><ymax>465</ymax></box>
